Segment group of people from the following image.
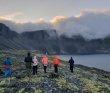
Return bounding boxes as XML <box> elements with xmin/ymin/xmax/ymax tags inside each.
<box><xmin>3</xmin><ymin>52</ymin><xmax>74</xmax><ymax>77</ymax></box>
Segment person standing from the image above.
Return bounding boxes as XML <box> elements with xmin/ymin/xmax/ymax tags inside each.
<box><xmin>32</xmin><ymin>56</ymin><xmax>38</xmax><ymax>75</ymax></box>
<box><xmin>69</xmin><ymin>57</ymin><xmax>74</xmax><ymax>73</ymax></box>
<box><xmin>42</xmin><ymin>55</ymin><xmax>48</xmax><ymax>74</ymax></box>
<box><xmin>4</xmin><ymin>56</ymin><xmax>12</xmax><ymax>77</ymax></box>
<box><xmin>53</xmin><ymin>56</ymin><xmax>59</xmax><ymax>74</ymax></box>
<box><xmin>24</xmin><ymin>52</ymin><xmax>32</xmax><ymax>76</ymax></box>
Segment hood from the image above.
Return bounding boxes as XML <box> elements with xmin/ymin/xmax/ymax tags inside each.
<box><xmin>34</xmin><ymin>56</ymin><xmax>36</xmax><ymax>59</ymax></box>
<box><xmin>27</xmin><ymin>52</ymin><xmax>31</xmax><ymax>56</ymax></box>
<box><xmin>33</xmin><ymin>56</ymin><xmax>37</xmax><ymax>62</ymax></box>
<box><xmin>44</xmin><ymin>55</ymin><xmax>46</xmax><ymax>58</ymax></box>
<box><xmin>71</xmin><ymin>57</ymin><xmax>73</xmax><ymax>60</ymax></box>
<box><xmin>54</xmin><ymin>56</ymin><xmax>57</xmax><ymax>59</ymax></box>
<box><xmin>7</xmin><ymin>56</ymin><xmax>10</xmax><ymax>60</ymax></box>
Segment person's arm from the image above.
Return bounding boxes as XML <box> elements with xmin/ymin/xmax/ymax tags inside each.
<box><xmin>31</xmin><ymin>57</ymin><xmax>33</xmax><ymax>63</ymax></box>
<box><xmin>24</xmin><ymin>57</ymin><xmax>26</xmax><ymax>62</ymax></box>
<box><xmin>69</xmin><ymin>60</ymin><xmax>70</xmax><ymax>63</ymax></box>
<box><xmin>53</xmin><ymin>60</ymin><xmax>55</xmax><ymax>65</ymax></box>
<box><xmin>10</xmin><ymin>61</ymin><xmax>12</xmax><ymax>65</ymax></box>
<box><xmin>42</xmin><ymin>58</ymin><xmax>44</xmax><ymax>64</ymax></box>
<box><xmin>73</xmin><ymin>60</ymin><xmax>74</xmax><ymax>64</ymax></box>
<box><xmin>57</xmin><ymin>59</ymin><xmax>59</xmax><ymax>65</ymax></box>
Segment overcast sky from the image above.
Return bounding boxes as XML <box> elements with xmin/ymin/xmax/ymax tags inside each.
<box><xmin>0</xmin><ymin>0</ymin><xmax>110</xmax><ymax>39</ymax></box>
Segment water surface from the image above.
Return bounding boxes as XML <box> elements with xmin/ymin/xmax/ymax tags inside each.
<box><xmin>52</xmin><ymin>54</ymin><xmax>110</xmax><ymax>71</ymax></box>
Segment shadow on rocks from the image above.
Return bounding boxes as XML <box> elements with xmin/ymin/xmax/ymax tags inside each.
<box><xmin>49</xmin><ymin>73</ymin><xmax>59</xmax><ymax>78</ymax></box>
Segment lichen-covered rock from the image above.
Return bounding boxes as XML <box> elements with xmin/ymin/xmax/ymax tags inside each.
<box><xmin>0</xmin><ymin>50</ymin><xmax>110</xmax><ymax>93</ymax></box>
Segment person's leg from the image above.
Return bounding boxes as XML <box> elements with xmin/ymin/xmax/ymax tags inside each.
<box><xmin>70</xmin><ymin>65</ymin><xmax>72</xmax><ymax>72</ymax></box>
<box><xmin>56</xmin><ymin>66</ymin><xmax>58</xmax><ymax>73</ymax></box>
<box><xmin>4</xmin><ymin>69</ymin><xmax>8</xmax><ymax>76</ymax></box>
<box><xmin>44</xmin><ymin>65</ymin><xmax>45</xmax><ymax>73</ymax></box>
<box><xmin>44</xmin><ymin>66</ymin><xmax>47</xmax><ymax>73</ymax></box>
<box><xmin>8</xmin><ymin>68</ymin><xmax>11</xmax><ymax>76</ymax></box>
<box><xmin>33</xmin><ymin>66</ymin><xmax>35</xmax><ymax>75</ymax></box>
<box><xmin>36</xmin><ymin>66</ymin><xmax>37</xmax><ymax>74</ymax></box>
<box><xmin>71</xmin><ymin>66</ymin><xmax>73</xmax><ymax>72</ymax></box>
<box><xmin>55</xmin><ymin>66</ymin><xmax>57</xmax><ymax>73</ymax></box>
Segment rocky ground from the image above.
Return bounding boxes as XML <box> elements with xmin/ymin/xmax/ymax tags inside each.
<box><xmin>0</xmin><ymin>50</ymin><xmax>110</xmax><ymax>93</ymax></box>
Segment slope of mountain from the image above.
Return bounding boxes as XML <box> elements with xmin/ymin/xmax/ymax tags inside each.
<box><xmin>0</xmin><ymin>23</ymin><xmax>110</xmax><ymax>54</ymax></box>
<box><xmin>0</xmin><ymin>50</ymin><xmax>110</xmax><ymax>93</ymax></box>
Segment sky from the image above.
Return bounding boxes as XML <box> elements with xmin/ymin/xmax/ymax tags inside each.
<box><xmin>0</xmin><ymin>0</ymin><xmax>110</xmax><ymax>39</ymax></box>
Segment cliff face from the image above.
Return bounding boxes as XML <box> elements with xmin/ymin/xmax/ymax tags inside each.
<box><xmin>0</xmin><ymin>23</ymin><xmax>60</xmax><ymax>54</ymax></box>
<box><xmin>0</xmin><ymin>23</ymin><xmax>110</xmax><ymax>54</ymax></box>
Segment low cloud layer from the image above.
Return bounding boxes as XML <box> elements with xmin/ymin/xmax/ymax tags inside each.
<box><xmin>1</xmin><ymin>9</ymin><xmax>110</xmax><ymax>39</ymax></box>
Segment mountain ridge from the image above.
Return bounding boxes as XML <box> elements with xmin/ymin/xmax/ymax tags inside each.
<box><xmin>0</xmin><ymin>23</ymin><xmax>110</xmax><ymax>54</ymax></box>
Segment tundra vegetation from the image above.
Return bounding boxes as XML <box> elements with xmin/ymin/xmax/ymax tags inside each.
<box><xmin>0</xmin><ymin>50</ymin><xmax>110</xmax><ymax>93</ymax></box>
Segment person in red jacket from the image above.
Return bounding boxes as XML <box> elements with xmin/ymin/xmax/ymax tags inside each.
<box><xmin>53</xmin><ymin>56</ymin><xmax>59</xmax><ymax>74</ymax></box>
<box><xmin>42</xmin><ymin>55</ymin><xmax>48</xmax><ymax>74</ymax></box>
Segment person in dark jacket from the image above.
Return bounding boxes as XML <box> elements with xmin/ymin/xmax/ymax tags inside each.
<box><xmin>24</xmin><ymin>52</ymin><xmax>33</xmax><ymax>76</ymax></box>
<box><xmin>69</xmin><ymin>57</ymin><xmax>74</xmax><ymax>73</ymax></box>
<box><xmin>4</xmin><ymin>56</ymin><xmax>12</xmax><ymax>77</ymax></box>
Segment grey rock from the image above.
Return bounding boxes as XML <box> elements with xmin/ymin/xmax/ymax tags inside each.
<box><xmin>22</xmin><ymin>87</ymin><xmax>35</xmax><ymax>93</ymax></box>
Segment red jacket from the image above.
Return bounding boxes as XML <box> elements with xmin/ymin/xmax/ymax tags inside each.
<box><xmin>53</xmin><ymin>56</ymin><xmax>59</xmax><ymax>65</ymax></box>
<box><xmin>42</xmin><ymin>55</ymin><xmax>48</xmax><ymax>64</ymax></box>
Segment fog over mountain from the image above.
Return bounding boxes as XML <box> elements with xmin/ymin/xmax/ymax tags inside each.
<box><xmin>0</xmin><ymin>9</ymin><xmax>110</xmax><ymax>39</ymax></box>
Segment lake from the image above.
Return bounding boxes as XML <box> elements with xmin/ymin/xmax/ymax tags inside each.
<box><xmin>52</xmin><ymin>54</ymin><xmax>110</xmax><ymax>71</ymax></box>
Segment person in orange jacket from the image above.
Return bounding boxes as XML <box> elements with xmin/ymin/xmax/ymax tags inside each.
<box><xmin>42</xmin><ymin>55</ymin><xmax>48</xmax><ymax>74</ymax></box>
<box><xmin>53</xmin><ymin>56</ymin><xmax>59</xmax><ymax>74</ymax></box>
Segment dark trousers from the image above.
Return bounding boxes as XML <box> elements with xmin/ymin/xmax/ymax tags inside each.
<box><xmin>33</xmin><ymin>66</ymin><xmax>37</xmax><ymax>75</ymax></box>
<box><xmin>54</xmin><ymin>66</ymin><xmax>58</xmax><ymax>73</ymax></box>
<box><xmin>70</xmin><ymin>65</ymin><xmax>73</xmax><ymax>72</ymax></box>
<box><xmin>44</xmin><ymin>66</ymin><xmax>47</xmax><ymax>73</ymax></box>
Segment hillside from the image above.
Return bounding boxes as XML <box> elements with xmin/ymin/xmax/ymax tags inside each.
<box><xmin>0</xmin><ymin>23</ymin><xmax>110</xmax><ymax>54</ymax></box>
<box><xmin>0</xmin><ymin>50</ymin><xmax>110</xmax><ymax>93</ymax></box>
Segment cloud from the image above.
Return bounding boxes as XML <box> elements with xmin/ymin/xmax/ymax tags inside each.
<box><xmin>4</xmin><ymin>12</ymin><xmax>23</xmax><ymax>20</ymax></box>
<box><xmin>50</xmin><ymin>16</ymin><xmax>67</xmax><ymax>23</ymax></box>
<box><xmin>1</xmin><ymin>9</ymin><xmax>110</xmax><ymax>39</ymax></box>
<box><xmin>0</xmin><ymin>17</ymin><xmax>54</xmax><ymax>33</ymax></box>
<box><xmin>52</xmin><ymin>9</ymin><xmax>110</xmax><ymax>39</ymax></box>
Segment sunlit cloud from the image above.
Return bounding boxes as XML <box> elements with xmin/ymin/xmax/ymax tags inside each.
<box><xmin>39</xmin><ymin>18</ymin><xmax>44</xmax><ymax>21</ymax></box>
<box><xmin>75</xmin><ymin>9</ymin><xmax>110</xmax><ymax>17</ymax></box>
<box><xmin>1</xmin><ymin>9</ymin><xmax>110</xmax><ymax>39</ymax></box>
<box><xmin>0</xmin><ymin>16</ymin><xmax>6</xmax><ymax>20</ymax></box>
<box><xmin>50</xmin><ymin>16</ymin><xmax>67</xmax><ymax>23</ymax></box>
<box><xmin>3</xmin><ymin>12</ymin><xmax>23</xmax><ymax>20</ymax></box>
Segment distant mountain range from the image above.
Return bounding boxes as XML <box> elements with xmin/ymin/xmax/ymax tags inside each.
<box><xmin>0</xmin><ymin>23</ymin><xmax>110</xmax><ymax>54</ymax></box>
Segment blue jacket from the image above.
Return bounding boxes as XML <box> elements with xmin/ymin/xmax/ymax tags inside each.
<box><xmin>4</xmin><ymin>56</ymin><xmax>12</xmax><ymax>66</ymax></box>
<box><xmin>69</xmin><ymin>57</ymin><xmax>74</xmax><ymax>66</ymax></box>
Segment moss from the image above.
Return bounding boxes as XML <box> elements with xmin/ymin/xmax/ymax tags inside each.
<box><xmin>81</xmin><ymin>77</ymin><xmax>110</xmax><ymax>93</ymax></box>
<box><xmin>32</xmin><ymin>87</ymin><xmax>42</xmax><ymax>93</ymax></box>
<box><xmin>18</xmin><ymin>76</ymin><xmax>44</xmax><ymax>83</ymax></box>
<box><xmin>53</xmin><ymin>77</ymin><xmax>79</xmax><ymax>90</ymax></box>
<box><xmin>16</xmin><ymin>88</ymin><xmax>24</xmax><ymax>93</ymax></box>
<box><xmin>0</xmin><ymin>88</ymin><xmax>5</xmax><ymax>93</ymax></box>
<box><xmin>0</xmin><ymin>77</ymin><xmax>16</xmax><ymax>86</ymax></box>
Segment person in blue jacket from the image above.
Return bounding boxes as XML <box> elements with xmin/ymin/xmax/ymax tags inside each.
<box><xmin>69</xmin><ymin>57</ymin><xmax>74</xmax><ymax>73</ymax></box>
<box><xmin>4</xmin><ymin>56</ymin><xmax>12</xmax><ymax>77</ymax></box>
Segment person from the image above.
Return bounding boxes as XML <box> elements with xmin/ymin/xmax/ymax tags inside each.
<box><xmin>4</xmin><ymin>56</ymin><xmax>12</xmax><ymax>77</ymax></box>
<box><xmin>69</xmin><ymin>57</ymin><xmax>74</xmax><ymax>73</ymax></box>
<box><xmin>42</xmin><ymin>55</ymin><xmax>48</xmax><ymax>74</ymax></box>
<box><xmin>53</xmin><ymin>56</ymin><xmax>59</xmax><ymax>74</ymax></box>
<box><xmin>24</xmin><ymin>52</ymin><xmax>33</xmax><ymax>76</ymax></box>
<box><xmin>32</xmin><ymin>56</ymin><xmax>38</xmax><ymax>75</ymax></box>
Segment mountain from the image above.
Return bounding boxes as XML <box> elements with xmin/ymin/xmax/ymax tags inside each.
<box><xmin>0</xmin><ymin>23</ymin><xmax>110</xmax><ymax>54</ymax></box>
